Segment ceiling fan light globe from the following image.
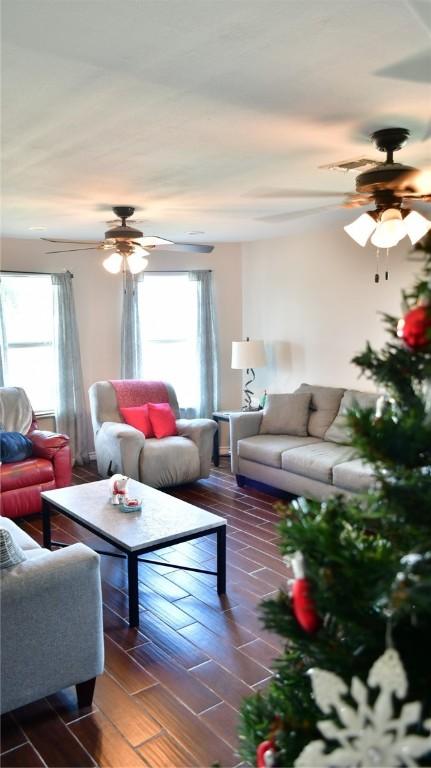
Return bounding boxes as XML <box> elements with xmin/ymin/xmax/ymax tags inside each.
<box><xmin>371</xmin><ymin>220</ymin><xmax>405</xmax><ymax>249</ymax></box>
<box><xmin>403</xmin><ymin>210</ymin><xmax>431</xmax><ymax>245</ymax></box>
<box><xmin>343</xmin><ymin>213</ymin><xmax>377</xmax><ymax>246</ymax></box>
<box><xmin>127</xmin><ymin>253</ymin><xmax>149</xmax><ymax>274</ymax></box>
<box><xmin>103</xmin><ymin>252</ymin><xmax>123</xmax><ymax>274</ymax></box>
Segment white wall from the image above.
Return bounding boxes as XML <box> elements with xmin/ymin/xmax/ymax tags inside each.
<box><xmin>1</xmin><ymin>238</ymin><xmax>243</xmax><ymax>436</ymax></box>
<box><xmin>241</xmin><ymin>226</ymin><xmax>422</xmax><ymax>396</ymax></box>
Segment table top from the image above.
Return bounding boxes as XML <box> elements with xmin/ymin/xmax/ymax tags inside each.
<box><xmin>42</xmin><ymin>479</ymin><xmax>226</xmax><ymax>552</ymax></box>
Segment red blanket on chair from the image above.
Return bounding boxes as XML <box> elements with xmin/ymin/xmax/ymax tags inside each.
<box><xmin>109</xmin><ymin>380</ymin><xmax>169</xmax><ymax>408</ymax></box>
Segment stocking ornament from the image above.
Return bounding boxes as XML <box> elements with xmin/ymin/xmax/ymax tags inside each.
<box><xmin>256</xmin><ymin>739</ymin><xmax>276</xmax><ymax>767</ymax></box>
<box><xmin>284</xmin><ymin>551</ymin><xmax>321</xmax><ymax>634</ymax></box>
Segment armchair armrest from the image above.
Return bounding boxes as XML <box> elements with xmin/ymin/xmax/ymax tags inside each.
<box><xmin>176</xmin><ymin>418</ymin><xmax>217</xmax><ymax>478</ymax></box>
<box><xmin>29</xmin><ymin>429</ymin><xmax>72</xmax><ymax>488</ymax></box>
<box><xmin>96</xmin><ymin>421</ymin><xmax>146</xmax><ymax>480</ymax></box>
<box><xmin>230</xmin><ymin>412</ymin><xmax>263</xmax><ymax>473</ymax></box>
<box><xmin>0</xmin><ymin>543</ymin><xmax>104</xmax><ymax>713</ymax></box>
<box><xmin>29</xmin><ymin>429</ymin><xmax>69</xmax><ymax>459</ymax></box>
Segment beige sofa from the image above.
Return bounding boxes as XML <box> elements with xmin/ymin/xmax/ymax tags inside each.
<box><xmin>230</xmin><ymin>384</ymin><xmax>377</xmax><ymax>500</ymax></box>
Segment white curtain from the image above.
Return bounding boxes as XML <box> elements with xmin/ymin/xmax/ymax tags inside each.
<box><xmin>0</xmin><ymin>277</ymin><xmax>8</xmax><ymax>387</ymax></box>
<box><xmin>189</xmin><ymin>270</ymin><xmax>219</xmax><ymax>418</ymax></box>
<box><xmin>52</xmin><ymin>272</ymin><xmax>89</xmax><ymax>465</ymax></box>
<box><xmin>121</xmin><ymin>272</ymin><xmax>142</xmax><ymax>379</ymax></box>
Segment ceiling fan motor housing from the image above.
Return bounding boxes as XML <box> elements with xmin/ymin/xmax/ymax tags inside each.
<box><xmin>356</xmin><ymin>127</ymin><xmax>419</xmax><ymax>196</ymax></box>
<box><xmin>104</xmin><ymin>224</ymin><xmax>143</xmax><ymax>240</ymax></box>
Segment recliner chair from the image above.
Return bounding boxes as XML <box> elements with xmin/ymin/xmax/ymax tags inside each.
<box><xmin>0</xmin><ymin>387</ymin><xmax>72</xmax><ymax>519</ymax></box>
<box><xmin>89</xmin><ymin>380</ymin><xmax>217</xmax><ymax>488</ymax></box>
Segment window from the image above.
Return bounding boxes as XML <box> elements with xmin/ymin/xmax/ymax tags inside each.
<box><xmin>138</xmin><ymin>274</ymin><xmax>199</xmax><ymax>410</ymax></box>
<box><xmin>1</xmin><ymin>274</ymin><xmax>57</xmax><ymax>413</ymax></box>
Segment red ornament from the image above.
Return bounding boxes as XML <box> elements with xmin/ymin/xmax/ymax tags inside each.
<box><xmin>286</xmin><ymin>551</ymin><xmax>321</xmax><ymax>634</ymax></box>
<box><xmin>256</xmin><ymin>739</ymin><xmax>276</xmax><ymax>767</ymax></box>
<box><xmin>397</xmin><ymin>304</ymin><xmax>431</xmax><ymax>350</ymax></box>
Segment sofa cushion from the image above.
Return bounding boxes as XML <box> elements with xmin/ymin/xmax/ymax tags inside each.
<box><xmin>148</xmin><ymin>403</ymin><xmax>178</xmax><ymax>439</ymax></box>
<box><xmin>0</xmin><ymin>517</ymin><xmax>41</xmax><ymax>550</ymax></box>
<box><xmin>325</xmin><ymin>389</ymin><xmax>379</xmax><ymax>445</ymax></box>
<box><xmin>239</xmin><ymin>435</ymin><xmax>321</xmax><ymax>469</ymax></box>
<box><xmin>333</xmin><ymin>459</ymin><xmax>375</xmax><ymax>493</ymax></box>
<box><xmin>0</xmin><ymin>528</ymin><xmax>26</xmax><ymax>569</ymax></box>
<box><xmin>260</xmin><ymin>393</ymin><xmax>311</xmax><ymax>437</ymax></box>
<box><xmin>281</xmin><ymin>442</ymin><xmax>356</xmax><ymax>484</ymax></box>
<box><xmin>295</xmin><ymin>384</ymin><xmax>345</xmax><ymax>438</ymax></box>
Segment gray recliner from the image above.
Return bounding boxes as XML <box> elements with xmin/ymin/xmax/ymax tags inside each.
<box><xmin>88</xmin><ymin>380</ymin><xmax>217</xmax><ymax>488</ymax></box>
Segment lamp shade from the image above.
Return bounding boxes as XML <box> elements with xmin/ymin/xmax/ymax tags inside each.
<box><xmin>232</xmin><ymin>339</ymin><xmax>266</xmax><ymax>369</ymax></box>
<box><xmin>343</xmin><ymin>213</ymin><xmax>377</xmax><ymax>247</ymax></box>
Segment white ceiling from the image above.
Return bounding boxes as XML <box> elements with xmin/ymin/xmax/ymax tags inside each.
<box><xmin>2</xmin><ymin>0</ymin><xmax>430</xmax><ymax>243</ymax></box>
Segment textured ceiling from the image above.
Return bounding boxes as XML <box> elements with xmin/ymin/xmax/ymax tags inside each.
<box><xmin>2</xmin><ymin>0</ymin><xmax>430</xmax><ymax>243</ymax></box>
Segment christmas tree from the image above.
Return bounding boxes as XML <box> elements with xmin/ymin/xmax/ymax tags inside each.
<box><xmin>239</xmin><ymin>235</ymin><xmax>431</xmax><ymax>768</ymax></box>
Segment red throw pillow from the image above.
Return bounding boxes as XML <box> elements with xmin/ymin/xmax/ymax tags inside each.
<box><xmin>147</xmin><ymin>402</ymin><xmax>177</xmax><ymax>439</ymax></box>
<box><xmin>120</xmin><ymin>404</ymin><xmax>154</xmax><ymax>438</ymax></box>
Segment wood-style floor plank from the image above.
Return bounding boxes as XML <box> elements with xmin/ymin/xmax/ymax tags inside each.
<box><xmin>0</xmin><ymin>744</ymin><xmax>46</xmax><ymax>767</ymax></box>
<box><xmin>93</xmin><ymin>673</ymin><xmax>161</xmax><ymax>747</ymax></box>
<box><xmin>138</xmin><ymin>732</ymin><xmax>201</xmax><ymax>768</ymax></box>
<box><xmin>129</xmin><ymin>642</ymin><xmax>221</xmax><ymax>714</ymax></box>
<box><xmin>8</xmin><ymin>458</ymin><xmax>288</xmax><ymax>768</ymax></box>
<box><xmin>70</xmin><ymin>711</ymin><xmax>146</xmax><ymax>767</ymax></box>
<box><xmin>136</xmin><ymin>685</ymin><xmax>237</xmax><ymax>768</ymax></box>
<box><xmin>12</xmin><ymin>700</ymin><xmax>95</xmax><ymax>767</ymax></box>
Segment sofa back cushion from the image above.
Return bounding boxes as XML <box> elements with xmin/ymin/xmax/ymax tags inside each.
<box><xmin>260</xmin><ymin>393</ymin><xmax>311</xmax><ymax>437</ymax></box>
<box><xmin>325</xmin><ymin>389</ymin><xmax>379</xmax><ymax>444</ymax></box>
<box><xmin>295</xmin><ymin>384</ymin><xmax>345</xmax><ymax>438</ymax></box>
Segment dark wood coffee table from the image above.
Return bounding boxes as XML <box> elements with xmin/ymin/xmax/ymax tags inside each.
<box><xmin>41</xmin><ymin>478</ymin><xmax>227</xmax><ymax>627</ymax></box>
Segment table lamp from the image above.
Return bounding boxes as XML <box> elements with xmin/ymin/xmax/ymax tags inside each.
<box><xmin>231</xmin><ymin>337</ymin><xmax>266</xmax><ymax>410</ymax></box>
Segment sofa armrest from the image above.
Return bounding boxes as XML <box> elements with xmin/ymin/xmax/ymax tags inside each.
<box><xmin>230</xmin><ymin>412</ymin><xmax>263</xmax><ymax>474</ymax></box>
<box><xmin>95</xmin><ymin>421</ymin><xmax>146</xmax><ymax>479</ymax></box>
<box><xmin>0</xmin><ymin>543</ymin><xmax>104</xmax><ymax>713</ymax></box>
<box><xmin>176</xmin><ymin>418</ymin><xmax>217</xmax><ymax>478</ymax></box>
<box><xmin>29</xmin><ymin>429</ymin><xmax>72</xmax><ymax>488</ymax></box>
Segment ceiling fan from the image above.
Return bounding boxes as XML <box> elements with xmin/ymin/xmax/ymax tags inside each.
<box><xmin>253</xmin><ymin>127</ymin><xmax>431</xmax><ymax>249</ymax></box>
<box><xmin>42</xmin><ymin>206</ymin><xmax>214</xmax><ymax>274</ymax></box>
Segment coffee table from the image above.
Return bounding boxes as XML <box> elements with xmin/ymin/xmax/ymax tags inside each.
<box><xmin>41</xmin><ymin>479</ymin><xmax>227</xmax><ymax>628</ymax></box>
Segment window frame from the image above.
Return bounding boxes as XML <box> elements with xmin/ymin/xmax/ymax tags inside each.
<box><xmin>1</xmin><ymin>271</ymin><xmax>57</xmax><ymax>416</ymax></box>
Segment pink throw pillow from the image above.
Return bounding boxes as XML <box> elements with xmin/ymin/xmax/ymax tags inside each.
<box><xmin>147</xmin><ymin>402</ymin><xmax>177</xmax><ymax>439</ymax></box>
<box><xmin>120</xmin><ymin>404</ymin><xmax>154</xmax><ymax>438</ymax></box>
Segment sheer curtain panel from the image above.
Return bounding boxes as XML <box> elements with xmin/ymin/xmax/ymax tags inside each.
<box><xmin>189</xmin><ymin>270</ymin><xmax>219</xmax><ymax>418</ymax></box>
<box><xmin>52</xmin><ymin>272</ymin><xmax>89</xmax><ymax>465</ymax></box>
<box><xmin>121</xmin><ymin>272</ymin><xmax>142</xmax><ymax>379</ymax></box>
<box><xmin>0</xmin><ymin>277</ymin><xmax>8</xmax><ymax>387</ymax></box>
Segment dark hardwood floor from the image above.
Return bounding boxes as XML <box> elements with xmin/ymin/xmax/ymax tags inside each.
<box><xmin>1</xmin><ymin>459</ymin><xmax>288</xmax><ymax>768</ymax></box>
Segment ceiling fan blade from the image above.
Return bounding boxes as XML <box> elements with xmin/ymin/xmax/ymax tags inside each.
<box><xmin>136</xmin><ymin>235</ymin><xmax>174</xmax><ymax>246</ymax></box>
<box><xmin>45</xmin><ymin>247</ymin><xmax>103</xmax><ymax>254</ymax></box>
<box><xmin>246</xmin><ymin>188</ymin><xmax>349</xmax><ymax>199</ymax></box>
<box><xmin>256</xmin><ymin>204</ymin><xmax>339</xmax><ymax>224</ymax></box>
<box><xmin>41</xmin><ymin>237</ymin><xmax>102</xmax><ymax>245</ymax></box>
<box><xmin>154</xmin><ymin>243</ymin><xmax>214</xmax><ymax>253</ymax></box>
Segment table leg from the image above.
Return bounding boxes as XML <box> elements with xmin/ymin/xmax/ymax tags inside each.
<box><xmin>42</xmin><ymin>499</ymin><xmax>52</xmax><ymax>549</ymax></box>
<box><xmin>127</xmin><ymin>553</ymin><xmax>139</xmax><ymax>627</ymax></box>
<box><xmin>216</xmin><ymin>525</ymin><xmax>226</xmax><ymax>594</ymax></box>
<box><xmin>212</xmin><ymin>418</ymin><xmax>220</xmax><ymax>467</ymax></box>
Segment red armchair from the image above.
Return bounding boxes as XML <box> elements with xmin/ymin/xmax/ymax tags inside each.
<box><xmin>0</xmin><ymin>389</ymin><xmax>72</xmax><ymax>519</ymax></box>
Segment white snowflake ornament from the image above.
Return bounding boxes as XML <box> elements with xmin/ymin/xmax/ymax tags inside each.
<box><xmin>294</xmin><ymin>648</ymin><xmax>431</xmax><ymax>767</ymax></box>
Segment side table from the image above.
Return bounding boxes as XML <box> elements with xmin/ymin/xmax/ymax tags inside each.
<box><xmin>212</xmin><ymin>410</ymin><xmax>242</xmax><ymax>467</ymax></box>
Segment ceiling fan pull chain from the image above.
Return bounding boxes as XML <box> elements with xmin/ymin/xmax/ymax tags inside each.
<box><xmin>385</xmin><ymin>248</ymin><xmax>389</xmax><ymax>281</ymax></box>
<box><xmin>375</xmin><ymin>248</ymin><xmax>380</xmax><ymax>284</ymax></box>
